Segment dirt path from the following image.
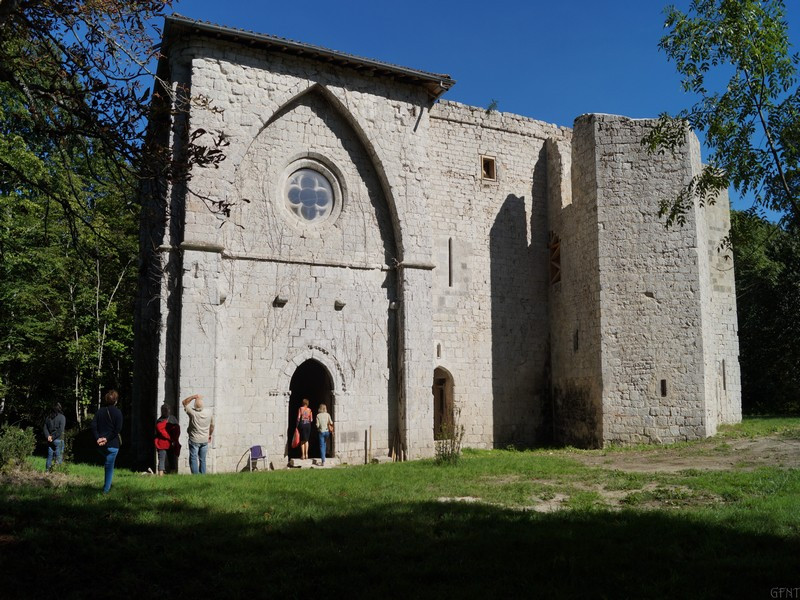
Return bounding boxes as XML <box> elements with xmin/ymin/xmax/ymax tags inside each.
<box><xmin>438</xmin><ymin>433</ymin><xmax>800</xmax><ymax>512</ymax></box>
<box><xmin>573</xmin><ymin>435</ymin><xmax>800</xmax><ymax>473</ymax></box>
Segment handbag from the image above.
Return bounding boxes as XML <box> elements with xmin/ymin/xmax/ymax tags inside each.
<box><xmin>107</xmin><ymin>408</ymin><xmax>121</xmax><ymax>446</ymax></box>
<box><xmin>291</xmin><ymin>427</ymin><xmax>300</xmax><ymax>448</ymax></box>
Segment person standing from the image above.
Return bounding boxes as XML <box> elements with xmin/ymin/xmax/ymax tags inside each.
<box><xmin>315</xmin><ymin>404</ymin><xmax>334</xmax><ymax>466</ymax></box>
<box><xmin>43</xmin><ymin>403</ymin><xmax>66</xmax><ymax>472</ymax></box>
<box><xmin>182</xmin><ymin>394</ymin><xmax>214</xmax><ymax>474</ymax></box>
<box><xmin>296</xmin><ymin>398</ymin><xmax>313</xmax><ymax>460</ymax></box>
<box><xmin>154</xmin><ymin>404</ymin><xmax>181</xmax><ymax>475</ymax></box>
<box><xmin>91</xmin><ymin>390</ymin><xmax>123</xmax><ymax>494</ymax></box>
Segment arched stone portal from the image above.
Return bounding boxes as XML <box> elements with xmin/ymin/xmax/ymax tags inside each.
<box><xmin>288</xmin><ymin>360</ymin><xmax>334</xmax><ymax>460</ymax></box>
<box><xmin>432</xmin><ymin>367</ymin><xmax>454</xmax><ymax>440</ymax></box>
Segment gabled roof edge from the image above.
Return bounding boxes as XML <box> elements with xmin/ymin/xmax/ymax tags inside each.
<box><xmin>162</xmin><ymin>14</ymin><xmax>456</xmax><ymax>99</ymax></box>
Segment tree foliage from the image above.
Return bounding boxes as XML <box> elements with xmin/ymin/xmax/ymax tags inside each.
<box><xmin>0</xmin><ymin>0</ymin><xmax>228</xmax><ymax>232</ymax></box>
<box><xmin>0</xmin><ymin>75</ymin><xmax>138</xmax><ymax>426</ymax></box>
<box><xmin>0</xmin><ymin>2</ymin><xmax>200</xmax><ymax>426</ymax></box>
<box><xmin>0</xmin><ymin>0</ymin><xmax>238</xmax><ymax>429</ymax></box>
<box><xmin>644</xmin><ymin>0</ymin><xmax>799</xmax><ymax>227</ymax></box>
<box><xmin>0</xmin><ymin>424</ymin><xmax>36</xmax><ymax>469</ymax></box>
<box><xmin>731</xmin><ymin>211</ymin><xmax>800</xmax><ymax>414</ymax></box>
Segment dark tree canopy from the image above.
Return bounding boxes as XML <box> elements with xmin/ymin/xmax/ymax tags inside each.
<box><xmin>731</xmin><ymin>211</ymin><xmax>800</xmax><ymax>414</ymax></box>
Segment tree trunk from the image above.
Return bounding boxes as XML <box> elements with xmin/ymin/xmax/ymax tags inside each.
<box><xmin>74</xmin><ymin>372</ymin><xmax>82</xmax><ymax>426</ymax></box>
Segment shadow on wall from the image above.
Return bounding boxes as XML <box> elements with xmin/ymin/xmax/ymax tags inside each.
<box><xmin>489</xmin><ymin>194</ymin><xmax>537</xmax><ymax>447</ymax></box>
<box><xmin>552</xmin><ymin>383</ymin><xmax>603</xmax><ymax>449</ymax></box>
<box><xmin>1</xmin><ymin>483</ymin><xmax>795</xmax><ymax>598</ymax></box>
<box><xmin>385</xmin><ymin>269</ymin><xmax>399</xmax><ymax>458</ymax></box>
<box><xmin>132</xmin><ymin>66</ymin><xmax>189</xmax><ymax>471</ymax></box>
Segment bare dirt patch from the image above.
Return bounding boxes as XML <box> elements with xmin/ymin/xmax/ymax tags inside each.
<box><xmin>573</xmin><ymin>435</ymin><xmax>800</xmax><ymax>473</ymax></box>
<box><xmin>479</xmin><ymin>434</ymin><xmax>799</xmax><ymax>512</ymax></box>
<box><xmin>0</xmin><ymin>467</ymin><xmax>77</xmax><ymax>488</ymax></box>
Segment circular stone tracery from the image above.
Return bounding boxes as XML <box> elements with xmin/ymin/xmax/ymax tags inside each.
<box><xmin>285</xmin><ymin>168</ymin><xmax>334</xmax><ymax>223</ymax></box>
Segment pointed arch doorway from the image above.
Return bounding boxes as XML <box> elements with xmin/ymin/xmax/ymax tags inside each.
<box><xmin>288</xmin><ymin>359</ymin><xmax>334</xmax><ymax>460</ymax></box>
<box><xmin>433</xmin><ymin>367</ymin><xmax>454</xmax><ymax>440</ymax></box>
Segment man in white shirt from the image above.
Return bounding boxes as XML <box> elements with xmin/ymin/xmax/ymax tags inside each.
<box><xmin>182</xmin><ymin>394</ymin><xmax>215</xmax><ymax>474</ymax></box>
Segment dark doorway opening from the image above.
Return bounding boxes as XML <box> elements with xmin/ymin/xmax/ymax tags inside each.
<box><xmin>432</xmin><ymin>367</ymin><xmax>454</xmax><ymax>440</ymax></box>
<box><xmin>288</xmin><ymin>360</ymin><xmax>334</xmax><ymax>460</ymax></box>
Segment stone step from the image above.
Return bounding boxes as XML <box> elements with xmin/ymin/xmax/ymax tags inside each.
<box><xmin>288</xmin><ymin>457</ymin><xmax>339</xmax><ymax>468</ymax></box>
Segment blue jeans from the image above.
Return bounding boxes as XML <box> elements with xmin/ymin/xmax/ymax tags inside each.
<box><xmin>46</xmin><ymin>439</ymin><xmax>64</xmax><ymax>471</ymax></box>
<box><xmin>189</xmin><ymin>441</ymin><xmax>208</xmax><ymax>474</ymax></box>
<box><xmin>319</xmin><ymin>431</ymin><xmax>330</xmax><ymax>464</ymax></box>
<box><xmin>98</xmin><ymin>446</ymin><xmax>119</xmax><ymax>493</ymax></box>
<box><xmin>157</xmin><ymin>449</ymin><xmax>167</xmax><ymax>473</ymax></box>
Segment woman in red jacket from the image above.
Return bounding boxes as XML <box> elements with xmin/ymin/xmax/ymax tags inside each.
<box><xmin>155</xmin><ymin>404</ymin><xmax>181</xmax><ymax>475</ymax></box>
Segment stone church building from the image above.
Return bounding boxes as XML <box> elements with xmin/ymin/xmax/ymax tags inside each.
<box><xmin>132</xmin><ymin>15</ymin><xmax>741</xmax><ymax>472</ymax></box>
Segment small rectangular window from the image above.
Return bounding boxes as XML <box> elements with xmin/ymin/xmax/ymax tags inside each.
<box><xmin>660</xmin><ymin>379</ymin><xmax>667</xmax><ymax>397</ymax></box>
<box><xmin>480</xmin><ymin>155</ymin><xmax>496</xmax><ymax>181</ymax></box>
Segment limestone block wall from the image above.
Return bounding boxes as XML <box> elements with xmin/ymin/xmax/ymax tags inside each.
<box><xmin>176</xmin><ymin>247</ymin><xmax>223</xmax><ymax>469</ymax></box>
<box><xmin>578</xmin><ymin>115</ymin><xmax>712</xmax><ymax>444</ymax></box>
<box><xmin>547</xmin><ymin>131</ymin><xmax>605</xmax><ymax>448</ymax></box>
<box><xmin>180</xmin><ymin>41</ymin><xmax>434</xmax><ymax>263</ymax></box>
<box><xmin>428</xmin><ymin>101</ymin><xmax>569</xmax><ymax>448</ymax></box>
<box><xmin>197</xmin><ymin>258</ymin><xmax>396</xmax><ymax>471</ymax></box>
<box><xmin>223</xmin><ymin>89</ymin><xmax>396</xmax><ymax>266</ymax></box>
<box><xmin>698</xmin><ymin>187</ymin><xmax>742</xmax><ymax>432</ymax></box>
<box><xmin>143</xmin><ymin>36</ymin><xmax>441</xmax><ymax>470</ymax></box>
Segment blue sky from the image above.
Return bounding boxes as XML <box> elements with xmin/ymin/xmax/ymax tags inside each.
<box><xmin>171</xmin><ymin>0</ymin><xmax>799</xmax><ymax>213</ymax></box>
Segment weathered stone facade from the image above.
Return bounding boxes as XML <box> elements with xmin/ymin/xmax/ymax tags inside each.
<box><xmin>133</xmin><ymin>16</ymin><xmax>741</xmax><ymax>472</ymax></box>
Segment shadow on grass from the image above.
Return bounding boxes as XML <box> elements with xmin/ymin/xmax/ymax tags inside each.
<box><xmin>0</xmin><ymin>479</ymin><xmax>796</xmax><ymax>599</ymax></box>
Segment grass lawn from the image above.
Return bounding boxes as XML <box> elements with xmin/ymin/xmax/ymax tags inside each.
<box><xmin>1</xmin><ymin>417</ymin><xmax>799</xmax><ymax>599</ymax></box>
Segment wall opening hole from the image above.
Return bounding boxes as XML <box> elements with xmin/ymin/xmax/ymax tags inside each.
<box><xmin>722</xmin><ymin>359</ymin><xmax>727</xmax><ymax>391</ymax></box>
<box><xmin>288</xmin><ymin>360</ymin><xmax>333</xmax><ymax>460</ymax></box>
<box><xmin>481</xmin><ymin>155</ymin><xmax>496</xmax><ymax>181</ymax></box>
<box><xmin>436</xmin><ymin>343</ymin><xmax>442</xmax><ymax>358</ymax></box>
<box><xmin>660</xmin><ymin>379</ymin><xmax>667</xmax><ymax>397</ymax></box>
<box><xmin>448</xmin><ymin>238</ymin><xmax>453</xmax><ymax>287</ymax></box>
<box><xmin>549</xmin><ymin>232</ymin><xmax>561</xmax><ymax>284</ymax></box>
<box><xmin>432</xmin><ymin>367</ymin><xmax>454</xmax><ymax>440</ymax></box>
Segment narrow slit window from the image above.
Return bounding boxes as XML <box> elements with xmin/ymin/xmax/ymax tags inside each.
<box><xmin>481</xmin><ymin>155</ymin><xmax>496</xmax><ymax>181</ymax></box>
<box><xmin>448</xmin><ymin>238</ymin><xmax>453</xmax><ymax>288</ymax></box>
<box><xmin>722</xmin><ymin>360</ymin><xmax>727</xmax><ymax>391</ymax></box>
<box><xmin>660</xmin><ymin>379</ymin><xmax>667</xmax><ymax>397</ymax></box>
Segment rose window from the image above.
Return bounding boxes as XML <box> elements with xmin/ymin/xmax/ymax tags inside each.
<box><xmin>285</xmin><ymin>168</ymin><xmax>334</xmax><ymax>223</ymax></box>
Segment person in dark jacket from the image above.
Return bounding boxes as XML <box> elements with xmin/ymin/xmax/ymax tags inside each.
<box><xmin>91</xmin><ymin>390</ymin><xmax>123</xmax><ymax>494</ymax></box>
<box><xmin>43</xmin><ymin>403</ymin><xmax>66</xmax><ymax>472</ymax></box>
